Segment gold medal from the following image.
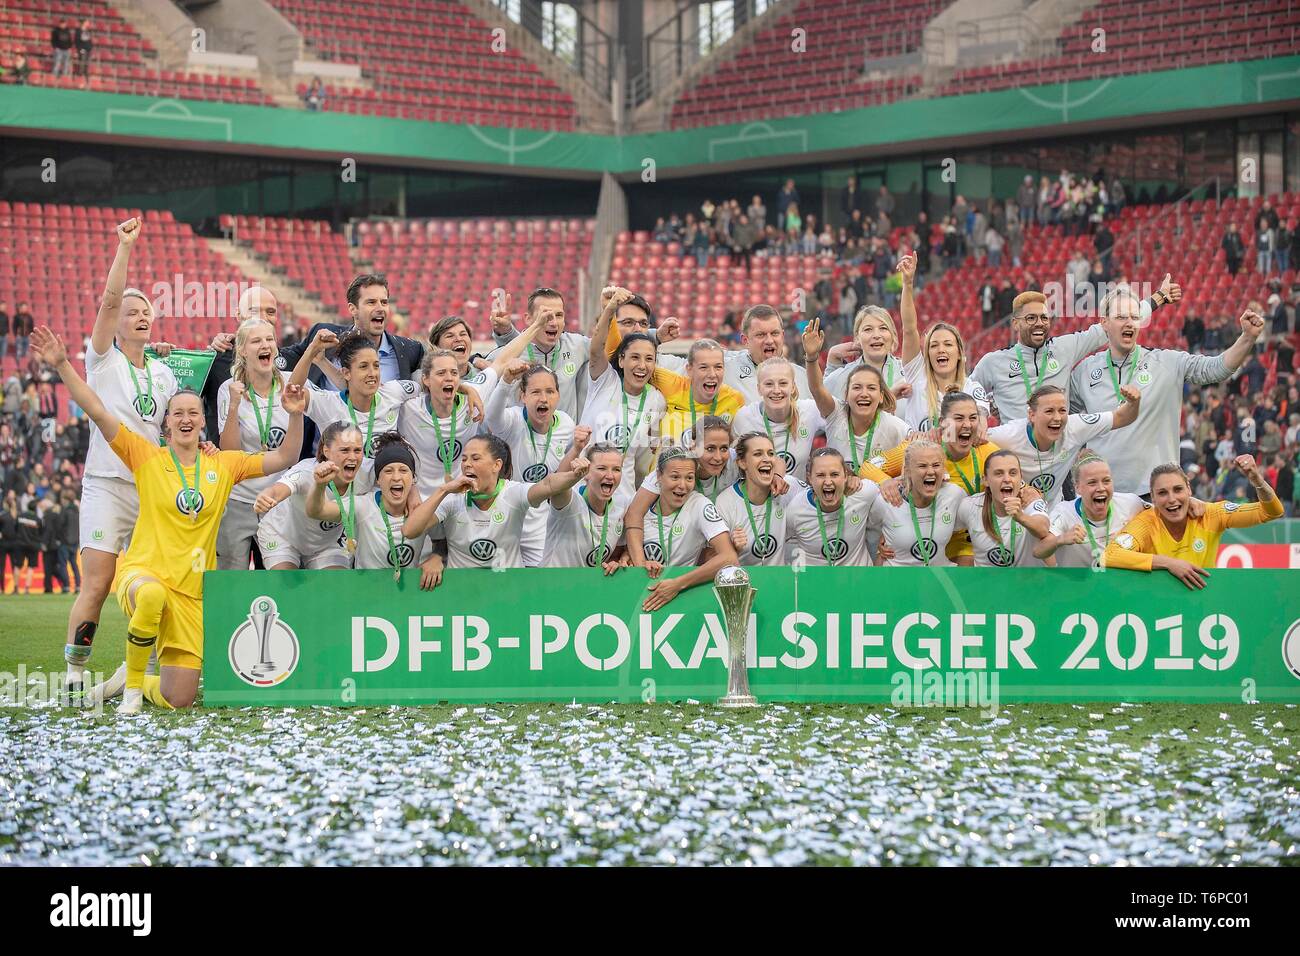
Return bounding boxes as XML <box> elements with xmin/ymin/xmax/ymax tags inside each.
<box><xmin>393</xmin><ymin>568</ymin><xmax>401</xmax><ymax>583</ymax></box>
<box><xmin>346</xmin><ymin>537</ymin><xmax>357</xmax><ymax>554</ymax></box>
<box><xmin>189</xmin><ymin>510</ymin><xmax>198</xmax><ymax>525</ymax></box>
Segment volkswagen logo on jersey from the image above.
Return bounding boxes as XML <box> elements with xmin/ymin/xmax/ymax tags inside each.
<box><xmin>822</xmin><ymin>538</ymin><xmax>848</xmax><ymax>563</ymax></box>
<box><xmin>440</xmin><ymin>439</ymin><xmax>463</xmax><ymax>463</ymax></box>
<box><xmin>605</xmin><ymin>424</ymin><xmax>630</xmax><ymax>446</ymax></box>
<box><xmin>777</xmin><ymin>450</ymin><xmax>797</xmax><ymax>473</ymax></box>
<box><xmin>265</xmin><ymin>426</ymin><xmax>287</xmax><ymax>449</ymax></box>
<box><xmin>133</xmin><ymin>394</ymin><xmax>157</xmax><ymax>418</ymax></box>
<box><xmin>988</xmin><ymin>546</ymin><xmax>1015</xmax><ymax>567</ymax></box>
<box><xmin>751</xmin><ymin>533</ymin><xmax>779</xmax><ymax>559</ymax></box>
<box><xmin>522</xmin><ymin>463</ymin><xmax>550</xmax><ymax>483</ymax></box>
<box><xmin>176</xmin><ymin>489</ymin><xmax>204</xmax><ymax>515</ymax></box>
<box><xmin>1090</xmin><ymin>367</ymin><xmax>1104</xmax><ymax>381</ymax></box>
<box><xmin>583</xmin><ymin>547</ymin><xmax>605</xmax><ymax>568</ymax></box>
<box><xmin>469</xmin><ymin>538</ymin><xmax>497</xmax><ymax>563</ymax></box>
<box><xmin>320</xmin><ymin>520</ymin><xmax>341</xmax><ymax>532</ymax></box>
<box><xmin>643</xmin><ymin>541</ymin><xmax>665</xmax><ymax>563</ymax></box>
<box><xmin>364</xmin><ymin>437</ymin><xmax>376</xmax><ymax>457</ymax></box>
<box><xmin>911</xmin><ymin>538</ymin><xmax>938</xmax><ymax>562</ymax></box>
<box><xmin>468</xmin><ymin>371</ymin><xmax>488</xmax><ymax>386</ymax></box>
<box><xmin>1030</xmin><ymin>473</ymin><xmax>1056</xmax><ymax>494</ymax></box>
<box><xmin>702</xmin><ymin>504</ymin><xmax>723</xmax><ymax>523</ymax></box>
<box><xmin>387</xmin><ymin>543</ymin><xmax>416</xmax><ymax>567</ymax></box>
<box><xmin>1080</xmin><ymin>413</ymin><xmax>1101</xmax><ymax>425</ymax></box>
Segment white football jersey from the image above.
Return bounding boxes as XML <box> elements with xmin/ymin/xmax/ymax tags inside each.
<box><xmin>85</xmin><ymin>343</ymin><xmax>179</xmax><ymax>482</ymax></box>
<box><xmin>267</xmin><ymin>458</ymin><xmax>375</xmax><ymax>558</ymax></box>
<box><xmin>398</xmin><ymin>369</ymin><xmax>500</xmax><ymax>497</ymax></box>
<box><xmin>987</xmin><ymin>412</ymin><xmax>1115</xmax><ymax>507</ymax></box>
<box><xmin>352</xmin><ymin>491</ymin><xmax>432</xmax><ymax>571</ymax></box>
<box><xmin>784</xmin><ymin>481</ymin><xmax>880</xmax><ymax>567</ymax></box>
<box><xmin>867</xmin><ymin>483</ymin><xmax>966</xmax><ymax>567</ymax></box>
<box><xmin>712</xmin><ymin>479</ymin><xmax>791</xmax><ymax>566</ymax></box>
<box><xmin>541</xmin><ymin>488</ymin><xmax>628</xmax><ymax>569</ymax></box>
<box><xmin>217</xmin><ymin>371</ymin><xmax>292</xmax><ymax>504</ymax></box>
<box><xmin>1048</xmin><ymin>492</ymin><xmax>1148</xmax><ymax>568</ymax></box>
<box><xmin>732</xmin><ymin>399</ymin><xmax>825</xmax><ymax>482</ymax></box>
<box><xmin>435</xmin><ymin>479</ymin><xmax>534</xmax><ymax>570</ymax></box>
<box><xmin>821</xmin><ymin>404</ymin><xmax>910</xmax><ymax>473</ymax></box>
<box><xmin>897</xmin><ymin>353</ymin><xmax>990</xmax><ymax>433</ymax></box>
<box><xmin>640</xmin><ymin>491</ymin><xmax>730</xmax><ymax>568</ymax></box>
<box><xmin>579</xmin><ymin>367</ymin><xmax>665</xmax><ymax>499</ymax></box>
<box><xmin>954</xmin><ymin>494</ymin><xmax>1050</xmax><ymax>567</ymax></box>
<box><xmin>306</xmin><ymin>380</ymin><xmax>414</xmax><ymax>457</ymax></box>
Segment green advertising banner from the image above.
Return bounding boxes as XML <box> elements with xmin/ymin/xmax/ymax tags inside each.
<box><xmin>202</xmin><ymin>568</ymin><xmax>1300</xmax><ymax>706</ymax></box>
<box><xmin>145</xmin><ymin>347</ymin><xmax>216</xmax><ymax>394</ymax></box>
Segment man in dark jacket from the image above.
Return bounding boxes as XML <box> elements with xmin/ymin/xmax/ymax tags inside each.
<box><xmin>50</xmin><ymin>19</ymin><xmax>73</xmax><ymax>77</ymax></box>
<box><xmin>839</xmin><ymin>175</ymin><xmax>865</xmax><ymax>226</ymax></box>
<box><xmin>41</xmin><ymin>500</ymin><xmax>68</xmax><ymax>593</ymax></box>
<box><xmin>1221</xmin><ymin>223</ymin><xmax>1245</xmax><ymax>275</ymax></box>
<box><xmin>59</xmin><ymin>489</ymin><xmax>79</xmax><ymax>593</ymax></box>
<box><xmin>1182</xmin><ymin>313</ymin><xmax>1205</xmax><ymax>352</ymax></box>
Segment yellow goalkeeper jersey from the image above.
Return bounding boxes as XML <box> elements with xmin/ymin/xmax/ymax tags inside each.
<box><xmin>1103</xmin><ymin>496</ymin><xmax>1284</xmax><ymax>571</ymax></box>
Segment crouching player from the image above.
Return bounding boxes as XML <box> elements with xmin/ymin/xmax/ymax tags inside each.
<box><xmin>32</xmin><ymin>326</ymin><xmax>305</xmax><ymax>712</ymax></box>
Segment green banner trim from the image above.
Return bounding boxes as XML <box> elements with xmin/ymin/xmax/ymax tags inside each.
<box><xmin>202</xmin><ymin>567</ymin><xmax>1300</xmax><ymax>706</ymax></box>
<box><xmin>5</xmin><ymin>57</ymin><xmax>1298</xmax><ymax>176</ymax></box>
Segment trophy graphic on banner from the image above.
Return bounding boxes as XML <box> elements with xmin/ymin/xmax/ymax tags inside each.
<box><xmin>249</xmin><ymin>597</ymin><xmax>281</xmax><ymax>679</ymax></box>
<box><xmin>713</xmin><ymin>566</ymin><xmax>758</xmax><ymax>708</ymax></box>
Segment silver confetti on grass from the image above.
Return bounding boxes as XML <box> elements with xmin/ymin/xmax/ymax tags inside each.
<box><xmin>0</xmin><ymin>703</ymin><xmax>1296</xmax><ymax>866</ymax></box>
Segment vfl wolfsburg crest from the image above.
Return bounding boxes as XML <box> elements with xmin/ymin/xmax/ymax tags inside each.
<box><xmin>988</xmin><ymin>546</ymin><xmax>1015</xmax><ymax>567</ymax></box>
<box><xmin>1030</xmin><ymin>473</ymin><xmax>1057</xmax><ymax>494</ymax></box>
<box><xmin>1046</xmin><ymin>357</ymin><xmax>1061</xmax><ymax>374</ymax></box>
<box><xmin>228</xmin><ymin>596</ymin><xmax>300</xmax><ymax>687</ymax></box>
<box><xmin>387</xmin><ymin>542</ymin><xmax>416</xmax><ymax>567</ymax></box>
<box><xmin>822</xmin><ymin>538</ymin><xmax>848</xmax><ymax>562</ymax></box>
<box><xmin>469</xmin><ymin>538</ymin><xmax>498</xmax><ymax>563</ymax></box>
<box><xmin>133</xmin><ymin>394</ymin><xmax>157</xmax><ymax>417</ymax></box>
<box><xmin>911</xmin><ymin>538</ymin><xmax>939</xmax><ymax>563</ymax></box>
<box><xmin>1137</xmin><ymin>367</ymin><xmax>1153</xmax><ymax>386</ymax></box>
<box><xmin>522</xmin><ymin>463</ymin><xmax>550</xmax><ymax>483</ymax></box>
<box><xmin>751</xmin><ymin>533</ymin><xmax>779</xmax><ymax>559</ymax></box>
<box><xmin>563</xmin><ymin>361</ymin><xmax>577</xmax><ymax>377</ymax></box>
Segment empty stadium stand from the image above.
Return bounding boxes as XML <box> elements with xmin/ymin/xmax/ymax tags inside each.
<box><xmin>0</xmin><ymin>202</ymin><xmax>260</xmax><ymax>365</ymax></box>
<box><xmin>940</xmin><ymin>0</ymin><xmax>1300</xmax><ymax>96</ymax></box>
<box><xmin>273</xmin><ymin>0</ymin><xmax>579</xmax><ymax>129</ymax></box>
<box><xmin>0</xmin><ymin>0</ymin><xmax>273</xmax><ymax>104</ymax></box>
<box><xmin>356</xmin><ymin>217</ymin><xmax>594</xmax><ymax>339</ymax></box>
<box><xmin>669</xmin><ymin>0</ymin><xmax>945</xmax><ymax>129</ymax></box>
<box><xmin>223</xmin><ymin>215</ymin><xmax>355</xmax><ymax>323</ymax></box>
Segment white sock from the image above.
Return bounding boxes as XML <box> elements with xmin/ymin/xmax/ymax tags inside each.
<box><xmin>66</xmin><ymin>662</ymin><xmax>86</xmax><ymax>685</ymax></box>
<box><xmin>118</xmin><ymin>688</ymin><xmax>143</xmax><ymax>714</ymax></box>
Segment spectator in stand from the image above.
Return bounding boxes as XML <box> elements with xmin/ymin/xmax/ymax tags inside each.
<box><xmin>994</xmin><ymin>278</ymin><xmax>1017</xmax><ymax>323</ymax></box>
<box><xmin>687</xmin><ymin>221</ymin><xmax>709</xmax><ymax>267</ymax></box>
<box><xmin>978</xmin><ymin>275</ymin><xmax>997</xmax><ymax>329</ymax></box>
<box><xmin>1221</xmin><ymin>222</ymin><xmax>1245</xmax><ymax>276</ymax></box>
<box><xmin>775</xmin><ymin>179</ymin><xmax>799</xmax><ymax>223</ymax></box>
<box><xmin>1109</xmin><ymin>177</ymin><xmax>1127</xmax><ymax>215</ymax></box>
<box><xmin>14</xmin><ymin>498</ymin><xmax>40</xmax><ymax>594</ymax></box>
<box><xmin>1239</xmin><ymin>350</ymin><xmax>1268</xmax><ymax>397</ymax></box>
<box><xmin>1260</xmin><ymin>418</ymin><xmax>1283</xmax><ymax>462</ymax></box>
<box><xmin>1007</xmin><ymin>210</ymin><xmax>1024</xmax><ymax>268</ymax></box>
<box><xmin>303</xmin><ymin>76</ymin><xmax>326</xmax><ymax>111</ymax></box>
<box><xmin>1268</xmin><ymin>292</ymin><xmax>1290</xmax><ymax>338</ymax></box>
<box><xmin>784</xmin><ymin>202</ymin><xmax>802</xmax><ymax>237</ymax></box>
<box><xmin>1278</xmin><ymin>217</ymin><xmax>1294</xmax><ymax>274</ymax></box>
<box><xmin>875</xmin><ymin>185</ymin><xmax>895</xmax><ymax>221</ymax></box>
<box><xmin>731</xmin><ymin>213</ymin><xmax>758</xmax><ymax>275</ymax></box>
<box><xmin>58</xmin><ymin>487</ymin><xmax>80</xmax><ymax>592</ymax></box>
<box><xmin>1068</xmin><ymin>251</ymin><xmax>1091</xmax><ymax>307</ymax></box>
<box><xmin>970</xmin><ymin>206</ymin><xmax>988</xmax><ymax>261</ymax></box>
<box><xmin>1257</xmin><ymin>216</ymin><xmax>1277</xmax><ymax>276</ymax></box>
<box><xmin>1094</xmin><ymin>221</ymin><xmax>1115</xmax><ymax>267</ymax></box>
<box><xmin>847</xmin><ymin>208</ymin><xmax>866</xmax><ymax>241</ymax></box>
<box><xmin>1235</xmin><ymin>405</ymin><xmax>1258</xmax><ymax>457</ymax></box>
<box><xmin>985</xmin><ymin>225</ymin><xmax>1004</xmax><ymax>268</ymax></box>
<box><xmin>951</xmin><ymin>194</ymin><xmax>968</xmax><ymax>231</ymax></box>
<box><xmin>11</xmin><ymin>303</ymin><xmax>32</xmax><ymax>362</ymax></box>
<box><xmin>941</xmin><ymin>223</ymin><xmax>961</xmax><ymax>271</ymax></box>
<box><xmin>1290</xmin><ymin>216</ymin><xmax>1300</xmax><ymax>271</ymax></box>
<box><xmin>747</xmin><ymin>195</ymin><xmax>766</xmax><ymax>230</ymax></box>
<box><xmin>0</xmin><ymin>302</ymin><xmax>8</xmax><ymax>365</ymax></box>
<box><xmin>1022</xmin><ymin>270</ymin><xmax>1041</xmax><ymax>293</ymax></box>
<box><xmin>74</xmin><ymin>19</ymin><xmax>92</xmax><ymax>86</ymax></box>
<box><xmin>51</xmin><ymin>19</ymin><xmax>73</xmax><ymax>78</ymax></box>
<box><xmin>1016</xmin><ymin>176</ymin><xmax>1036</xmax><ymax>223</ymax></box>
<box><xmin>840</xmin><ymin>175</ymin><xmax>865</xmax><ymax>225</ymax></box>
<box><xmin>40</xmin><ymin>498</ymin><xmax>68</xmax><ymax>593</ymax></box>
<box><xmin>1088</xmin><ymin>257</ymin><xmax>1110</xmax><ymax>291</ymax></box>
<box><xmin>1183</xmin><ymin>312</ymin><xmax>1205</xmax><ymax>353</ymax></box>
<box><xmin>876</xmin><ymin>208</ymin><xmax>892</xmax><ymax>238</ymax></box>
<box><xmin>700</xmin><ymin>198</ymin><xmax>716</xmax><ymax>225</ymax></box>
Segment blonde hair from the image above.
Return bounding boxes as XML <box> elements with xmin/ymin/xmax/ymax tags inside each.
<box><xmin>902</xmin><ymin>438</ymin><xmax>943</xmax><ymax>497</ymax></box>
<box><xmin>921</xmin><ymin>322</ymin><xmax>969</xmax><ymax>425</ymax></box>
<box><xmin>852</xmin><ymin>305</ymin><xmax>898</xmax><ymax>354</ymax></box>
<box><xmin>1099</xmin><ymin>284</ymin><xmax>1143</xmax><ymax>319</ymax></box>
<box><xmin>757</xmin><ymin>356</ymin><xmax>801</xmax><ymax>440</ymax></box>
<box><xmin>230</xmin><ymin>317</ymin><xmax>278</xmax><ymax>387</ymax></box>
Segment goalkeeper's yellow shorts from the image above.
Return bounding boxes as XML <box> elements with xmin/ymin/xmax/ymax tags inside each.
<box><xmin>116</xmin><ymin>570</ymin><xmax>205</xmax><ymax>671</ymax></box>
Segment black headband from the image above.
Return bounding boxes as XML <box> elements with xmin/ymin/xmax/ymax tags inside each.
<box><xmin>373</xmin><ymin>443</ymin><xmax>416</xmax><ymax>476</ymax></box>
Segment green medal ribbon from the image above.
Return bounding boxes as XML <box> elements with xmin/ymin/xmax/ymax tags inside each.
<box><xmin>1105</xmin><ymin>345</ymin><xmax>1140</xmax><ymax>403</ymax></box>
<box><xmin>1081</xmin><ymin>501</ymin><xmax>1111</xmax><ymax>561</ymax></box>
<box><xmin>249</xmin><ymin>377</ymin><xmax>278</xmax><ymax>450</ymax></box>
<box><xmin>467</xmin><ymin>478</ymin><xmax>506</xmax><ymax>505</ymax></box>
<box><xmin>527</xmin><ymin>413</ymin><xmax>558</xmax><ymax>467</ymax></box>
<box><xmin>688</xmin><ymin>391</ymin><xmax>720</xmax><ymax>441</ymax></box>
<box><xmin>815</xmin><ymin>499</ymin><xmax>846</xmax><ymax>566</ymax></box>
<box><xmin>347</xmin><ymin>392</ymin><xmax>379</xmax><ymax>454</ymax></box>
<box><xmin>1015</xmin><ymin>344</ymin><xmax>1047</xmax><ymax>402</ymax></box>
<box><xmin>653</xmin><ymin>503</ymin><xmax>678</xmax><ymax>565</ymax></box>
<box><xmin>329</xmin><ymin>480</ymin><xmax>357</xmax><ymax>552</ymax></box>
<box><xmin>741</xmin><ymin>481</ymin><xmax>773</xmax><ymax>552</ymax></box>
<box><xmin>378</xmin><ymin>493</ymin><xmax>406</xmax><ymax>582</ymax></box>
<box><xmin>847</xmin><ymin>410</ymin><xmax>879</xmax><ymax>472</ymax></box>
<box><xmin>527</xmin><ymin>343</ymin><xmax>558</xmax><ymax>369</ymax></box>
<box><xmin>948</xmin><ymin>444</ymin><xmax>982</xmax><ymax>494</ymax></box>
<box><xmin>169</xmin><ymin>448</ymin><xmax>201</xmax><ymax>522</ymax></box>
<box><xmin>130</xmin><ymin>358</ymin><xmax>155</xmax><ymax>414</ymax></box>
<box><xmin>428</xmin><ymin>394</ymin><xmax>462</xmax><ymax>479</ymax></box>
<box><xmin>582</xmin><ymin>487</ymin><xmax>611</xmax><ymax>566</ymax></box>
<box><xmin>699</xmin><ymin>473</ymin><xmax>723</xmax><ymax>504</ymax></box>
<box><xmin>762</xmin><ymin>409</ymin><xmax>792</xmax><ymax>461</ymax></box>
<box><xmin>620</xmin><ymin>387</ymin><xmax>648</xmax><ymax>453</ymax></box>
<box><xmin>907</xmin><ymin>493</ymin><xmax>938</xmax><ymax>567</ymax></box>
<box><xmin>990</xmin><ymin>510</ymin><xmax>1019</xmax><ymax>565</ymax></box>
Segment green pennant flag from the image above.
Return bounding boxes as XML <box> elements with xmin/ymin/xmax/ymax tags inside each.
<box><xmin>145</xmin><ymin>348</ymin><xmax>217</xmax><ymax>394</ymax></box>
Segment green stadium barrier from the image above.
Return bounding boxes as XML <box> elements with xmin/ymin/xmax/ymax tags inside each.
<box><xmin>3</xmin><ymin>56</ymin><xmax>1297</xmax><ymax>174</ymax></box>
<box><xmin>202</xmin><ymin>567</ymin><xmax>1300</xmax><ymax>706</ymax></box>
